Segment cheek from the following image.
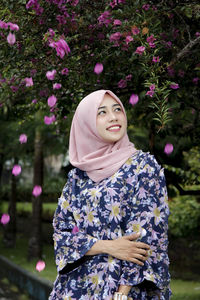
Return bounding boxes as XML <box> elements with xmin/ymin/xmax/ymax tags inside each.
<box><xmin>96</xmin><ymin>118</ymin><xmax>105</xmax><ymax>134</ymax></box>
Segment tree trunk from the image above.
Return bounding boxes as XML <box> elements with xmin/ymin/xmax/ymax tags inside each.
<box><xmin>0</xmin><ymin>153</ymin><xmax>4</xmax><ymax>188</ymax></box>
<box><xmin>28</xmin><ymin>128</ymin><xmax>43</xmax><ymax>260</ymax></box>
<box><xmin>149</xmin><ymin>123</ymin><xmax>155</xmax><ymax>154</ymax></box>
<box><xmin>3</xmin><ymin>157</ymin><xmax>17</xmax><ymax>247</ymax></box>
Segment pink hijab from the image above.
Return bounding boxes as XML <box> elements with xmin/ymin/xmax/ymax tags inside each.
<box><xmin>69</xmin><ymin>90</ymin><xmax>137</xmax><ymax>182</ymax></box>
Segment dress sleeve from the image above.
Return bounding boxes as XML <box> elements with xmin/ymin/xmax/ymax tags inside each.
<box><xmin>119</xmin><ymin>154</ymin><xmax>170</xmax><ymax>297</ymax></box>
<box><xmin>53</xmin><ymin>171</ymin><xmax>98</xmax><ymax>274</ymax></box>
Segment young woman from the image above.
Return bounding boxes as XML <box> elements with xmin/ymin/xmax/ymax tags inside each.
<box><xmin>49</xmin><ymin>90</ymin><xmax>171</xmax><ymax>300</ymax></box>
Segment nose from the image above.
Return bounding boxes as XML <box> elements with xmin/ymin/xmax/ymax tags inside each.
<box><xmin>108</xmin><ymin>111</ymin><xmax>118</xmax><ymax>122</ymax></box>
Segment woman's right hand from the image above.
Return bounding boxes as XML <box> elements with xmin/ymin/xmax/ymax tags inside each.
<box><xmin>106</xmin><ymin>233</ymin><xmax>150</xmax><ymax>265</ymax></box>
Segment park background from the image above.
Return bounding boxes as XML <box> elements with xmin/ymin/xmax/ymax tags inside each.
<box><xmin>0</xmin><ymin>0</ymin><xmax>200</xmax><ymax>299</ymax></box>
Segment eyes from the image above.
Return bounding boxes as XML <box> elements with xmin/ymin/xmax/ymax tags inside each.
<box><xmin>97</xmin><ymin>106</ymin><xmax>122</xmax><ymax>116</ymax></box>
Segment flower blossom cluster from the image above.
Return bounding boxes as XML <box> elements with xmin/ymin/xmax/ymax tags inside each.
<box><xmin>118</xmin><ymin>74</ymin><xmax>132</xmax><ymax>88</ymax></box>
<box><xmin>135</xmin><ymin>46</ymin><xmax>145</xmax><ymax>55</ymax></box>
<box><xmin>44</xmin><ymin>115</ymin><xmax>56</xmax><ymax>125</ymax></box>
<box><xmin>0</xmin><ymin>21</ymin><xmax>19</xmax><ymax>31</ymax></box>
<box><xmin>49</xmin><ymin>38</ymin><xmax>70</xmax><ymax>59</ymax></box>
<box><xmin>147</xmin><ymin>35</ymin><xmax>156</xmax><ymax>48</ymax></box>
<box><xmin>26</xmin><ymin>0</ymin><xmax>44</xmax><ymax>15</ymax></box>
<box><xmin>146</xmin><ymin>84</ymin><xmax>155</xmax><ymax>97</ymax></box>
<box><xmin>0</xmin><ymin>20</ymin><xmax>19</xmax><ymax>45</ymax></box>
<box><xmin>98</xmin><ymin>11</ymin><xmax>112</xmax><ymax>27</ymax></box>
<box><xmin>110</xmin><ymin>0</ymin><xmax>126</xmax><ymax>9</ymax></box>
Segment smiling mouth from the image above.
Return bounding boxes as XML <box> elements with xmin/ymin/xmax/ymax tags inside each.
<box><xmin>107</xmin><ymin>125</ymin><xmax>121</xmax><ymax>131</ymax></box>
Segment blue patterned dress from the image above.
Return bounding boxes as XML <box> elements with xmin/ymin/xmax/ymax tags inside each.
<box><xmin>49</xmin><ymin>151</ymin><xmax>171</xmax><ymax>300</ymax></box>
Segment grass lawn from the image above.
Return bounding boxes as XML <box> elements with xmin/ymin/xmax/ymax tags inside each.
<box><xmin>0</xmin><ymin>234</ymin><xmax>200</xmax><ymax>299</ymax></box>
<box><xmin>1</xmin><ymin>201</ymin><xmax>57</xmax><ymax>218</ymax></box>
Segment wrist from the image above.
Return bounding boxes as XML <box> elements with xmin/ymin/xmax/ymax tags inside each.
<box><xmin>113</xmin><ymin>292</ymin><xmax>128</xmax><ymax>300</ymax></box>
<box><xmin>118</xmin><ymin>285</ymin><xmax>131</xmax><ymax>295</ymax></box>
<box><xmin>100</xmin><ymin>239</ymin><xmax>114</xmax><ymax>255</ymax></box>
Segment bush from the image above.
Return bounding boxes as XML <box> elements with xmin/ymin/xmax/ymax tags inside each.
<box><xmin>169</xmin><ymin>196</ymin><xmax>200</xmax><ymax>237</ymax></box>
<box><xmin>0</xmin><ymin>175</ymin><xmax>66</xmax><ymax>203</ymax></box>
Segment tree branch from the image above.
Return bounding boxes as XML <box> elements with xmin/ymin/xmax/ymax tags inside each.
<box><xmin>173</xmin><ymin>182</ymin><xmax>200</xmax><ymax>198</ymax></box>
<box><xmin>170</xmin><ymin>36</ymin><xmax>200</xmax><ymax>66</ymax></box>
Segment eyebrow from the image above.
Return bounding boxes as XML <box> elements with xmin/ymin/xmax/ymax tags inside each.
<box><xmin>98</xmin><ymin>103</ymin><xmax>121</xmax><ymax>110</ymax></box>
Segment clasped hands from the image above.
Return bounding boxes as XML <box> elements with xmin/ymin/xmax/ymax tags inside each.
<box><xmin>107</xmin><ymin>232</ymin><xmax>150</xmax><ymax>266</ymax></box>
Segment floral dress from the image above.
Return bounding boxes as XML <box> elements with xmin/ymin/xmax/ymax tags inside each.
<box><xmin>49</xmin><ymin>151</ymin><xmax>171</xmax><ymax>300</ymax></box>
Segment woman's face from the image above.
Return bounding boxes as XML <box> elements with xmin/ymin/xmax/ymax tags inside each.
<box><xmin>96</xmin><ymin>94</ymin><xmax>127</xmax><ymax>143</ymax></box>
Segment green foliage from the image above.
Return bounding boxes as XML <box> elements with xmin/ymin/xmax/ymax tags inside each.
<box><xmin>169</xmin><ymin>196</ymin><xmax>200</xmax><ymax>237</ymax></box>
<box><xmin>170</xmin><ymin>279</ymin><xmax>200</xmax><ymax>300</ymax></box>
<box><xmin>0</xmin><ymin>0</ymin><xmax>200</xmax><ymax>198</ymax></box>
<box><xmin>164</xmin><ymin>146</ymin><xmax>200</xmax><ymax>186</ymax></box>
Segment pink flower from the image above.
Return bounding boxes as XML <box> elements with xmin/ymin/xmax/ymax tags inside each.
<box><xmin>135</xmin><ymin>46</ymin><xmax>145</xmax><ymax>55</ymax></box>
<box><xmin>44</xmin><ymin>115</ymin><xmax>56</xmax><ymax>125</ymax></box>
<box><xmin>164</xmin><ymin>143</ymin><xmax>173</xmax><ymax>155</ymax></box>
<box><xmin>98</xmin><ymin>11</ymin><xmax>112</xmax><ymax>27</ymax></box>
<box><xmin>94</xmin><ymin>63</ymin><xmax>103</xmax><ymax>75</ymax></box>
<box><xmin>192</xmin><ymin>77</ymin><xmax>199</xmax><ymax>85</ymax></box>
<box><xmin>7</xmin><ymin>22</ymin><xmax>19</xmax><ymax>31</ymax></box>
<box><xmin>131</xmin><ymin>27</ymin><xmax>140</xmax><ymax>35</ymax></box>
<box><xmin>166</xmin><ymin>41</ymin><xmax>172</xmax><ymax>48</ymax></box>
<box><xmin>72</xmin><ymin>225</ymin><xmax>79</xmax><ymax>234</ymax></box>
<box><xmin>7</xmin><ymin>32</ymin><xmax>16</xmax><ymax>45</ymax></box>
<box><xmin>61</xmin><ymin>68</ymin><xmax>69</xmax><ymax>76</ymax></box>
<box><xmin>1</xmin><ymin>213</ymin><xmax>10</xmax><ymax>225</ymax></box>
<box><xmin>12</xmin><ymin>165</ymin><xmax>21</xmax><ymax>176</ymax></box>
<box><xmin>24</xmin><ymin>77</ymin><xmax>33</xmax><ymax>87</ymax></box>
<box><xmin>10</xmin><ymin>86</ymin><xmax>18</xmax><ymax>93</ymax></box>
<box><xmin>129</xmin><ymin>94</ymin><xmax>139</xmax><ymax>106</ymax></box>
<box><xmin>117</xmin><ymin>79</ymin><xmax>127</xmax><ymax>89</ymax></box>
<box><xmin>32</xmin><ymin>185</ymin><xmax>42</xmax><ymax>197</ymax></box>
<box><xmin>50</xmin><ymin>38</ymin><xmax>70</xmax><ymax>59</ymax></box>
<box><xmin>32</xmin><ymin>99</ymin><xmax>37</xmax><ymax>104</ymax></box>
<box><xmin>0</xmin><ymin>20</ymin><xmax>8</xmax><ymax>29</ymax></box>
<box><xmin>47</xmin><ymin>95</ymin><xmax>57</xmax><ymax>107</ymax></box>
<box><xmin>195</xmin><ymin>32</ymin><xmax>200</xmax><ymax>37</ymax></box>
<box><xmin>170</xmin><ymin>83</ymin><xmax>179</xmax><ymax>89</ymax></box>
<box><xmin>152</xmin><ymin>56</ymin><xmax>160</xmax><ymax>63</ymax></box>
<box><xmin>46</xmin><ymin>70</ymin><xmax>56</xmax><ymax>80</ymax></box>
<box><xmin>53</xmin><ymin>83</ymin><xmax>62</xmax><ymax>90</ymax></box>
<box><xmin>150</xmin><ymin>84</ymin><xmax>155</xmax><ymax>91</ymax></box>
<box><xmin>147</xmin><ymin>35</ymin><xmax>156</xmax><ymax>43</ymax></box>
<box><xmin>149</xmin><ymin>42</ymin><xmax>156</xmax><ymax>48</ymax></box>
<box><xmin>125</xmin><ymin>35</ymin><xmax>133</xmax><ymax>44</ymax></box>
<box><xmin>36</xmin><ymin>260</ymin><xmax>45</xmax><ymax>272</ymax></box>
<box><xmin>146</xmin><ymin>90</ymin><xmax>154</xmax><ymax>97</ymax></box>
<box><xmin>142</xmin><ymin>4</ymin><xmax>150</xmax><ymax>11</ymax></box>
<box><xmin>113</xmin><ymin>19</ymin><xmax>122</xmax><ymax>26</ymax></box>
<box><xmin>19</xmin><ymin>134</ymin><xmax>27</xmax><ymax>144</ymax></box>
<box><xmin>109</xmin><ymin>32</ymin><xmax>122</xmax><ymax>43</ymax></box>
<box><xmin>126</xmin><ymin>74</ymin><xmax>132</xmax><ymax>81</ymax></box>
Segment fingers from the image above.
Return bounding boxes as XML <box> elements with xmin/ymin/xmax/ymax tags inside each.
<box><xmin>129</xmin><ymin>257</ymin><xmax>145</xmax><ymax>266</ymax></box>
<box><xmin>124</xmin><ymin>233</ymin><xmax>140</xmax><ymax>240</ymax></box>
<box><xmin>123</xmin><ymin>235</ymin><xmax>150</xmax><ymax>250</ymax></box>
<box><xmin>135</xmin><ymin>241</ymin><xmax>150</xmax><ymax>250</ymax></box>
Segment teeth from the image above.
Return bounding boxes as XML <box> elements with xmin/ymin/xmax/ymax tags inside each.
<box><xmin>108</xmin><ymin>126</ymin><xmax>120</xmax><ymax>130</ymax></box>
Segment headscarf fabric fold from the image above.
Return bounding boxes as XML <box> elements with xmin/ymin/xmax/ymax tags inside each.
<box><xmin>69</xmin><ymin>90</ymin><xmax>137</xmax><ymax>182</ymax></box>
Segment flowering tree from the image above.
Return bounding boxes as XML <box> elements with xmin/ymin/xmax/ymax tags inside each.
<box><xmin>0</xmin><ymin>0</ymin><xmax>200</xmax><ymax>256</ymax></box>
